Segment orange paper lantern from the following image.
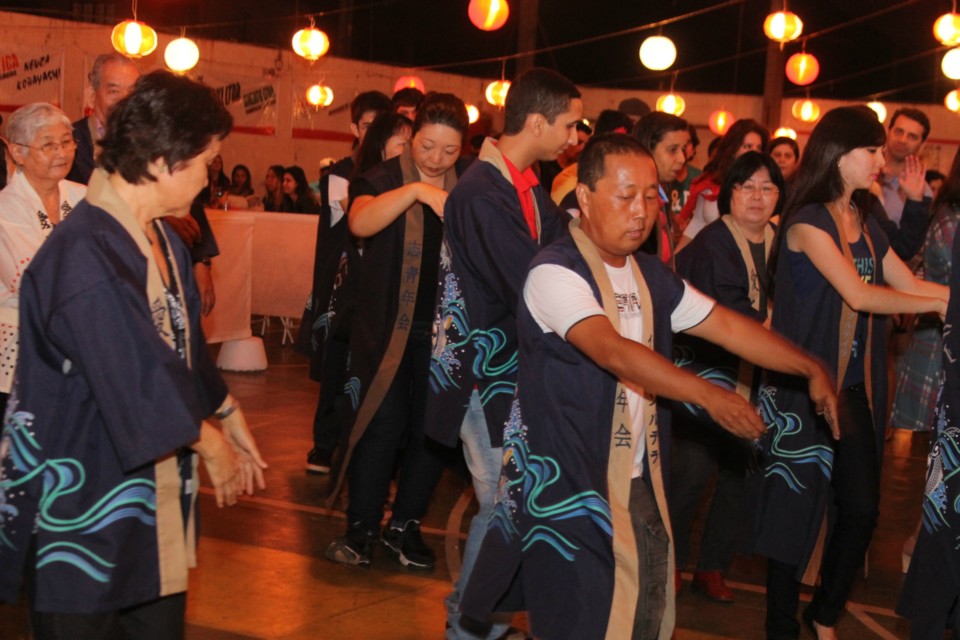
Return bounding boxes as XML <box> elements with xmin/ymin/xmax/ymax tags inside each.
<box><xmin>773</xmin><ymin>127</ymin><xmax>798</xmax><ymax>140</ymax></box>
<box><xmin>485</xmin><ymin>80</ymin><xmax>511</xmax><ymax>106</ymax></box>
<box><xmin>791</xmin><ymin>99</ymin><xmax>820</xmax><ymax>123</ymax></box>
<box><xmin>763</xmin><ymin>11</ymin><xmax>803</xmax><ymax>43</ymax></box>
<box><xmin>465</xmin><ymin>103</ymin><xmax>480</xmax><ymax>124</ymax></box>
<box><xmin>935</xmin><ymin>13</ymin><xmax>960</xmax><ymax>46</ymax></box>
<box><xmin>111</xmin><ymin>20</ymin><xmax>158</xmax><ymax>58</ymax></box>
<box><xmin>946</xmin><ymin>90</ymin><xmax>960</xmax><ymax>113</ymax></box>
<box><xmin>394</xmin><ymin>75</ymin><xmax>426</xmax><ymax>94</ymax></box>
<box><xmin>306</xmin><ymin>84</ymin><xmax>334</xmax><ymax>107</ymax></box>
<box><xmin>655</xmin><ymin>93</ymin><xmax>685</xmax><ymax>116</ymax></box>
<box><xmin>708</xmin><ymin>110</ymin><xmax>734</xmax><ymax>135</ymax></box>
<box><xmin>785</xmin><ymin>52</ymin><xmax>820</xmax><ymax>86</ymax></box>
<box><xmin>292</xmin><ymin>27</ymin><xmax>330</xmax><ymax>61</ymax></box>
<box><xmin>468</xmin><ymin>0</ymin><xmax>509</xmax><ymax>31</ymax></box>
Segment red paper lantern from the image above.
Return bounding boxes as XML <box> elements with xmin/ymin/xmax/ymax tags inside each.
<box><xmin>708</xmin><ymin>110</ymin><xmax>734</xmax><ymax>135</ymax></box>
<box><xmin>785</xmin><ymin>52</ymin><xmax>820</xmax><ymax>86</ymax></box>
<box><xmin>394</xmin><ymin>75</ymin><xmax>426</xmax><ymax>94</ymax></box>
<box><xmin>468</xmin><ymin>0</ymin><xmax>509</xmax><ymax>31</ymax></box>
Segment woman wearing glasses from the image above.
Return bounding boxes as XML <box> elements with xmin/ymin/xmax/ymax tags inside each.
<box><xmin>753</xmin><ymin>106</ymin><xmax>948</xmax><ymax>639</ymax></box>
<box><xmin>669</xmin><ymin>151</ymin><xmax>784</xmax><ymax>602</ymax></box>
<box><xmin>0</xmin><ymin>102</ymin><xmax>85</xmax><ymax>415</ymax></box>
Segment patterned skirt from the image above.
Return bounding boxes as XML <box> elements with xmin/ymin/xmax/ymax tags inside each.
<box><xmin>890</xmin><ymin>325</ymin><xmax>943</xmax><ymax>432</ymax></box>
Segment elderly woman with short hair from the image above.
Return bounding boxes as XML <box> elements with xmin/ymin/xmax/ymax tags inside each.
<box><xmin>0</xmin><ymin>102</ymin><xmax>86</xmax><ymax>415</ymax></box>
<box><xmin>0</xmin><ymin>72</ymin><xmax>266</xmax><ymax>640</ymax></box>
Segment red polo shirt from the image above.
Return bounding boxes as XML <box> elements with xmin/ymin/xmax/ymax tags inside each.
<box><xmin>502</xmin><ymin>154</ymin><xmax>539</xmax><ymax>241</ymax></box>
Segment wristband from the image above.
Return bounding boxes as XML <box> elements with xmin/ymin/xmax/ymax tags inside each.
<box><xmin>215</xmin><ymin>402</ymin><xmax>239</xmax><ymax>420</ymax></box>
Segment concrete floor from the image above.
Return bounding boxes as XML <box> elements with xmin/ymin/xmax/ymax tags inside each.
<box><xmin>0</xmin><ymin>324</ymin><xmax>933</xmax><ymax>639</ymax></box>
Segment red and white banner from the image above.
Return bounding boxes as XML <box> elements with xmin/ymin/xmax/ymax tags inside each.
<box><xmin>0</xmin><ymin>48</ymin><xmax>64</xmax><ymax>111</ymax></box>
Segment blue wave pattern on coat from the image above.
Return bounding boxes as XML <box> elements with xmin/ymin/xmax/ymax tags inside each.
<box><xmin>430</xmin><ymin>256</ymin><xmax>518</xmax><ymax>403</ymax></box>
<box><xmin>757</xmin><ymin>384</ymin><xmax>834</xmax><ymax>493</ymax></box>
<box><xmin>673</xmin><ymin>344</ymin><xmax>737</xmax><ymax>417</ymax></box>
<box><xmin>489</xmin><ymin>398</ymin><xmax>613</xmax><ymax>561</ymax></box>
<box><xmin>922</xmin><ymin>382</ymin><xmax>960</xmax><ymax>536</ymax></box>
<box><xmin>1</xmin><ymin>402</ymin><xmax>157</xmax><ymax>583</ymax></box>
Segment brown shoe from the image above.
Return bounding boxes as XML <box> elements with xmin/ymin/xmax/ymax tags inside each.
<box><xmin>692</xmin><ymin>570</ymin><xmax>735</xmax><ymax>603</ymax></box>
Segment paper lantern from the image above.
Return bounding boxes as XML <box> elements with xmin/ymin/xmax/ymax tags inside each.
<box><xmin>164</xmin><ymin>37</ymin><xmax>199</xmax><ymax>73</ymax></box>
<box><xmin>111</xmin><ymin>20</ymin><xmax>158</xmax><ymax>58</ymax></box>
<box><xmin>943</xmin><ymin>48</ymin><xmax>960</xmax><ymax>80</ymax></box>
<box><xmin>468</xmin><ymin>0</ymin><xmax>509</xmax><ymax>31</ymax></box>
<box><xmin>946</xmin><ymin>90</ymin><xmax>960</xmax><ymax>112</ymax></box>
<box><xmin>785</xmin><ymin>53</ymin><xmax>820</xmax><ymax>86</ymax></box>
<box><xmin>935</xmin><ymin>13</ymin><xmax>960</xmax><ymax>46</ymax></box>
<box><xmin>791</xmin><ymin>99</ymin><xmax>820</xmax><ymax>123</ymax></box>
<box><xmin>485</xmin><ymin>80</ymin><xmax>511</xmax><ymax>106</ymax></box>
<box><xmin>393</xmin><ymin>75</ymin><xmax>425</xmax><ymax>94</ymax></box>
<box><xmin>763</xmin><ymin>11</ymin><xmax>803</xmax><ymax>43</ymax></box>
<box><xmin>306</xmin><ymin>84</ymin><xmax>334</xmax><ymax>107</ymax></box>
<box><xmin>655</xmin><ymin>93</ymin><xmax>685</xmax><ymax>116</ymax></box>
<box><xmin>465</xmin><ymin>103</ymin><xmax>480</xmax><ymax>124</ymax></box>
<box><xmin>708</xmin><ymin>109</ymin><xmax>734</xmax><ymax>135</ymax></box>
<box><xmin>292</xmin><ymin>27</ymin><xmax>330</xmax><ymax>61</ymax></box>
<box><xmin>773</xmin><ymin>127</ymin><xmax>798</xmax><ymax>140</ymax></box>
<box><xmin>639</xmin><ymin>36</ymin><xmax>677</xmax><ymax>71</ymax></box>
<box><xmin>865</xmin><ymin>101</ymin><xmax>887</xmax><ymax>123</ymax></box>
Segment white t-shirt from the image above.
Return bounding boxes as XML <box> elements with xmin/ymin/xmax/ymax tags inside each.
<box><xmin>328</xmin><ymin>174</ymin><xmax>350</xmax><ymax>227</ymax></box>
<box><xmin>524</xmin><ymin>261</ymin><xmax>714</xmax><ymax>477</ymax></box>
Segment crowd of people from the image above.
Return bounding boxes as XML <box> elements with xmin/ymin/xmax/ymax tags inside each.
<box><xmin>1</xmin><ymin>52</ymin><xmax>959</xmax><ymax>640</ymax></box>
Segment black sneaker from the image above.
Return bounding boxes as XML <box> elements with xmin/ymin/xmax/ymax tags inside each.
<box><xmin>381</xmin><ymin>519</ymin><xmax>435</xmax><ymax>570</ymax></box>
<box><xmin>306</xmin><ymin>448</ymin><xmax>332</xmax><ymax>474</ymax></box>
<box><xmin>325</xmin><ymin>523</ymin><xmax>375</xmax><ymax>568</ymax></box>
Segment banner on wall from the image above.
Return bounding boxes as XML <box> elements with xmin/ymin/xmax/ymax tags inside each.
<box><xmin>196</xmin><ymin>71</ymin><xmax>278</xmax><ymax>136</ymax></box>
<box><xmin>0</xmin><ymin>48</ymin><xmax>64</xmax><ymax>110</ymax></box>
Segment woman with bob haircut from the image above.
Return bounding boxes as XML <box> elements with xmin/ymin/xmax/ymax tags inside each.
<box><xmin>670</xmin><ymin>151</ymin><xmax>785</xmax><ymax>602</ymax></box>
<box><xmin>324</xmin><ymin>92</ymin><xmax>472</xmax><ymax>571</ymax></box>
<box><xmin>751</xmin><ymin>105</ymin><xmax>947</xmax><ymax>639</ymax></box>
<box><xmin>0</xmin><ymin>71</ymin><xmax>267</xmax><ymax>639</ymax></box>
<box><xmin>0</xmin><ymin>102</ymin><xmax>86</xmax><ymax>417</ymax></box>
<box><xmin>677</xmin><ymin>118</ymin><xmax>769</xmax><ymax>250</ymax></box>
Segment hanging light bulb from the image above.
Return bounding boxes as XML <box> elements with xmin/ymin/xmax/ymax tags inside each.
<box><xmin>763</xmin><ymin>11</ymin><xmax>803</xmax><ymax>43</ymax></box>
<box><xmin>292</xmin><ymin>21</ymin><xmax>330</xmax><ymax>61</ymax></box>
<box><xmin>865</xmin><ymin>101</ymin><xmax>887</xmax><ymax>124</ymax></box>
<box><xmin>708</xmin><ymin>109</ymin><xmax>734</xmax><ymax>135</ymax></box>
<box><xmin>785</xmin><ymin>52</ymin><xmax>820</xmax><ymax>85</ymax></box>
<box><xmin>639</xmin><ymin>36</ymin><xmax>677</xmax><ymax>71</ymax></box>
<box><xmin>164</xmin><ymin>35</ymin><xmax>199</xmax><ymax>73</ymax></box>
<box><xmin>485</xmin><ymin>80</ymin><xmax>511</xmax><ymax>107</ymax></box>
<box><xmin>943</xmin><ymin>48</ymin><xmax>960</xmax><ymax>80</ymax></box>
<box><xmin>655</xmin><ymin>93</ymin><xmax>685</xmax><ymax>116</ymax></box>
<box><xmin>946</xmin><ymin>89</ymin><xmax>960</xmax><ymax>112</ymax></box>
<box><xmin>306</xmin><ymin>84</ymin><xmax>334</xmax><ymax>108</ymax></box>
<box><xmin>465</xmin><ymin>103</ymin><xmax>480</xmax><ymax>124</ymax></box>
<box><xmin>773</xmin><ymin>127</ymin><xmax>798</xmax><ymax>140</ymax></box>
<box><xmin>111</xmin><ymin>20</ymin><xmax>158</xmax><ymax>58</ymax></box>
<box><xmin>791</xmin><ymin>99</ymin><xmax>821</xmax><ymax>123</ymax></box>
<box><xmin>935</xmin><ymin>13</ymin><xmax>960</xmax><ymax>46</ymax></box>
<box><xmin>468</xmin><ymin>0</ymin><xmax>510</xmax><ymax>31</ymax></box>
<box><xmin>393</xmin><ymin>76</ymin><xmax>426</xmax><ymax>94</ymax></box>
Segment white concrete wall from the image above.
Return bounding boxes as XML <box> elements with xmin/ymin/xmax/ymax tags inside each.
<box><xmin>2</xmin><ymin>9</ymin><xmax>958</xmax><ymax>184</ymax></box>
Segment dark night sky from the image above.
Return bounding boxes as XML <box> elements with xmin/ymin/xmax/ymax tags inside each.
<box><xmin>9</xmin><ymin>0</ymin><xmax>957</xmax><ymax>104</ymax></box>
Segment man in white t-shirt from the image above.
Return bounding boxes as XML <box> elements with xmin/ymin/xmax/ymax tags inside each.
<box><xmin>460</xmin><ymin>134</ymin><xmax>837</xmax><ymax>640</ymax></box>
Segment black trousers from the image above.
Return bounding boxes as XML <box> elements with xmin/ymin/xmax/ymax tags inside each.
<box><xmin>345</xmin><ymin>324</ymin><xmax>449</xmax><ymax>530</ymax></box>
<box><xmin>765</xmin><ymin>384</ymin><xmax>880</xmax><ymax>638</ymax></box>
<box><xmin>311</xmin><ymin>336</ymin><xmax>350</xmax><ymax>454</ymax></box>
<box><xmin>31</xmin><ymin>594</ymin><xmax>187</xmax><ymax>640</ymax></box>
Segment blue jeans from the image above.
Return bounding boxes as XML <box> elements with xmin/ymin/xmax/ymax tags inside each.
<box><xmin>445</xmin><ymin>390</ymin><xmax>510</xmax><ymax>639</ymax></box>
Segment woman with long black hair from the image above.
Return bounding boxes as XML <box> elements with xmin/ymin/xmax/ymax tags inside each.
<box><xmin>752</xmin><ymin>105</ymin><xmax>947</xmax><ymax>639</ymax></box>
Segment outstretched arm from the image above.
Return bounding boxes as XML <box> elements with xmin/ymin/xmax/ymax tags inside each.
<box><xmin>566</xmin><ymin>315</ymin><xmax>766</xmax><ymax>440</ymax></box>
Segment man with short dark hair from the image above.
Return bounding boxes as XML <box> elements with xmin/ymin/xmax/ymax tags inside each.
<box><xmin>459</xmin><ymin>133</ymin><xmax>836</xmax><ymax>640</ymax></box>
<box><xmin>392</xmin><ymin>87</ymin><xmax>424</xmax><ymax>121</ymax></box>
<box><xmin>304</xmin><ymin>90</ymin><xmax>392</xmax><ymax>474</ymax></box>
<box><xmin>873</xmin><ymin>107</ymin><xmax>934</xmax><ymax>261</ymax></box>
<box><xmin>427</xmin><ymin>67</ymin><xmax>582</xmax><ymax>639</ymax></box>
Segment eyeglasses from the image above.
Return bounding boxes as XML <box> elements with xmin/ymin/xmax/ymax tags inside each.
<box><xmin>15</xmin><ymin>139</ymin><xmax>78</xmax><ymax>156</ymax></box>
<box><xmin>734</xmin><ymin>183</ymin><xmax>779</xmax><ymax>198</ymax></box>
